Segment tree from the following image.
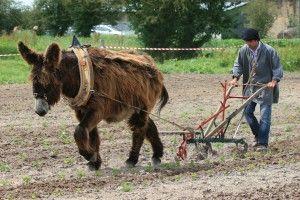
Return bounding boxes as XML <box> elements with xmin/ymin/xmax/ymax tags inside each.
<box><xmin>244</xmin><ymin>0</ymin><xmax>278</xmax><ymax>38</ymax></box>
<box><xmin>66</xmin><ymin>0</ymin><xmax>122</xmax><ymax>37</ymax></box>
<box><xmin>33</xmin><ymin>0</ymin><xmax>72</xmax><ymax>36</ymax></box>
<box><xmin>0</xmin><ymin>0</ymin><xmax>24</xmax><ymax>34</ymax></box>
<box><xmin>126</xmin><ymin>0</ymin><xmax>231</xmax><ymax>59</ymax></box>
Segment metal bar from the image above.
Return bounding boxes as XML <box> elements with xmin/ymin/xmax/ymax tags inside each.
<box><xmin>220</xmin><ymin>82</ymin><xmax>228</xmax><ymax>137</ymax></box>
<box><xmin>228</xmin><ymin>95</ymin><xmax>249</xmax><ymax>99</ymax></box>
<box><xmin>203</xmin><ymin>85</ymin><xmax>235</xmax><ymax>135</ymax></box>
<box><xmin>187</xmin><ymin>137</ymin><xmax>248</xmax><ymax>152</ymax></box>
<box><xmin>195</xmin><ymin>105</ymin><xmax>230</xmax><ymax>130</ymax></box>
<box><xmin>159</xmin><ymin>131</ymin><xmax>202</xmax><ymax>135</ymax></box>
<box><xmin>204</xmin><ymin>86</ymin><xmax>267</xmax><ymax>138</ymax></box>
<box><xmin>188</xmin><ymin>137</ymin><xmax>247</xmax><ymax>144</ymax></box>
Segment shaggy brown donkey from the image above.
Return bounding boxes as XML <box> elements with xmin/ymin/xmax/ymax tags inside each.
<box><xmin>18</xmin><ymin>42</ymin><xmax>169</xmax><ymax>170</ymax></box>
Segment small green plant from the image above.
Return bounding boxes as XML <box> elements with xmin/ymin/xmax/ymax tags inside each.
<box><xmin>76</xmin><ymin>169</ymin><xmax>86</xmax><ymax>179</ymax></box>
<box><xmin>174</xmin><ymin>174</ymin><xmax>182</xmax><ymax>181</ymax></box>
<box><xmin>42</xmin><ymin>121</ymin><xmax>48</xmax><ymax>128</ymax></box>
<box><xmin>0</xmin><ymin>163</ymin><xmax>11</xmax><ymax>172</ymax></box>
<box><xmin>5</xmin><ymin>193</ymin><xmax>14</xmax><ymax>200</ymax></box>
<box><xmin>57</xmin><ymin>171</ymin><xmax>66</xmax><ymax>181</ymax></box>
<box><xmin>32</xmin><ymin>160</ymin><xmax>43</xmax><ymax>170</ymax></box>
<box><xmin>50</xmin><ymin>148</ymin><xmax>59</xmax><ymax>158</ymax></box>
<box><xmin>278</xmin><ymin>159</ymin><xmax>286</xmax><ymax>165</ymax></box>
<box><xmin>120</xmin><ymin>181</ymin><xmax>133</xmax><ymax>192</ymax></box>
<box><xmin>213</xmin><ymin>143</ymin><xmax>224</xmax><ymax>150</ymax></box>
<box><xmin>112</xmin><ymin>168</ymin><xmax>121</xmax><ymax>176</ymax></box>
<box><xmin>22</xmin><ymin>175</ymin><xmax>32</xmax><ymax>186</ymax></box>
<box><xmin>42</xmin><ymin>139</ymin><xmax>51</xmax><ymax>149</ymax></box>
<box><xmin>12</xmin><ymin>137</ymin><xmax>25</xmax><ymax>146</ymax></box>
<box><xmin>180</xmin><ymin>111</ymin><xmax>189</xmax><ymax>119</ymax></box>
<box><xmin>284</xmin><ymin>126</ymin><xmax>293</xmax><ymax>132</ymax></box>
<box><xmin>219</xmin><ymin>155</ymin><xmax>225</xmax><ymax>163</ymax></box>
<box><xmin>206</xmin><ymin>169</ymin><xmax>214</xmax><ymax>177</ymax></box>
<box><xmin>246</xmin><ymin>163</ymin><xmax>256</xmax><ymax>171</ymax></box>
<box><xmin>95</xmin><ymin>170</ymin><xmax>102</xmax><ymax>177</ymax></box>
<box><xmin>63</xmin><ymin>157</ymin><xmax>75</xmax><ymax>166</ymax></box>
<box><xmin>52</xmin><ymin>188</ymin><xmax>63</xmax><ymax>197</ymax></box>
<box><xmin>204</xmin><ymin>158</ymin><xmax>211</xmax><ymax>165</ymax></box>
<box><xmin>145</xmin><ymin>163</ymin><xmax>154</xmax><ymax>172</ymax></box>
<box><xmin>170</xmin><ymin>136</ymin><xmax>178</xmax><ymax>146</ymax></box>
<box><xmin>238</xmin><ymin>166</ymin><xmax>246</xmax><ymax>174</ymax></box>
<box><xmin>160</xmin><ymin>162</ymin><xmax>180</xmax><ymax>170</ymax></box>
<box><xmin>19</xmin><ymin>152</ymin><xmax>28</xmax><ymax>161</ymax></box>
<box><xmin>58</xmin><ymin>130</ymin><xmax>72</xmax><ymax>145</ymax></box>
<box><xmin>0</xmin><ymin>179</ymin><xmax>11</xmax><ymax>187</ymax></box>
<box><xmin>191</xmin><ymin>172</ymin><xmax>198</xmax><ymax>181</ymax></box>
<box><xmin>31</xmin><ymin>193</ymin><xmax>37</xmax><ymax>199</ymax></box>
<box><xmin>188</xmin><ymin>160</ymin><xmax>196</xmax><ymax>168</ymax></box>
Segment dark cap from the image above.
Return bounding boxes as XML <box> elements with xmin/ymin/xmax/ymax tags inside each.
<box><xmin>242</xmin><ymin>28</ymin><xmax>260</xmax><ymax>41</ymax></box>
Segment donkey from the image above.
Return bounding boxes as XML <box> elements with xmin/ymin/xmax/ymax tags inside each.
<box><xmin>18</xmin><ymin>41</ymin><xmax>169</xmax><ymax>170</ymax></box>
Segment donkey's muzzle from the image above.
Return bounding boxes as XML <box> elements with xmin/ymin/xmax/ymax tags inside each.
<box><xmin>35</xmin><ymin>98</ymin><xmax>49</xmax><ymax>116</ymax></box>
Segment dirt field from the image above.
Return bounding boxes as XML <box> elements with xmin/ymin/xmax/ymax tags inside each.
<box><xmin>0</xmin><ymin>73</ymin><xmax>299</xmax><ymax>199</ymax></box>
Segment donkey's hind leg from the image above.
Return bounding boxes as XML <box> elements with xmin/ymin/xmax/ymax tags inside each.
<box><xmin>145</xmin><ymin>118</ymin><xmax>163</xmax><ymax>167</ymax></box>
<box><xmin>126</xmin><ymin>111</ymin><xmax>147</xmax><ymax>167</ymax></box>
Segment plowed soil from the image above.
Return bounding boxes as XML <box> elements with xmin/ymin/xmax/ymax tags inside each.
<box><xmin>1</xmin><ymin>73</ymin><xmax>299</xmax><ymax>199</ymax></box>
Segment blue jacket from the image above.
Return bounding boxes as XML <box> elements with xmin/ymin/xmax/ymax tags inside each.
<box><xmin>232</xmin><ymin>43</ymin><xmax>283</xmax><ymax>105</ymax></box>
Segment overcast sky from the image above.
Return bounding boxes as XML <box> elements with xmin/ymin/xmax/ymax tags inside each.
<box><xmin>19</xmin><ymin>0</ymin><xmax>34</xmax><ymax>6</ymax></box>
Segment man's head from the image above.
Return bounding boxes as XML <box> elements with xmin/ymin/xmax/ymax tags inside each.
<box><xmin>242</xmin><ymin>28</ymin><xmax>260</xmax><ymax>49</ymax></box>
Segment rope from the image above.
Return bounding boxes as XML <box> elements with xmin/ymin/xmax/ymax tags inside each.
<box><xmin>99</xmin><ymin>46</ymin><xmax>239</xmax><ymax>51</ymax></box>
<box><xmin>92</xmin><ymin>91</ymin><xmax>193</xmax><ymax>133</ymax></box>
<box><xmin>0</xmin><ymin>53</ymin><xmax>20</xmax><ymax>57</ymax></box>
<box><xmin>0</xmin><ymin>46</ymin><xmax>238</xmax><ymax>57</ymax></box>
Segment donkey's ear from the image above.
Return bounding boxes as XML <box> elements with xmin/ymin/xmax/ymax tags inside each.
<box><xmin>18</xmin><ymin>41</ymin><xmax>40</xmax><ymax>65</ymax></box>
<box><xmin>44</xmin><ymin>43</ymin><xmax>61</xmax><ymax>69</ymax></box>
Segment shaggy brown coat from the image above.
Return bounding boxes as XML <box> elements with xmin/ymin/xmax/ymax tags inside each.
<box><xmin>18</xmin><ymin>42</ymin><xmax>169</xmax><ymax>170</ymax></box>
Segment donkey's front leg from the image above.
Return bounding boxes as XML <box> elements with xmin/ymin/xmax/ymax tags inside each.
<box><xmin>74</xmin><ymin>109</ymin><xmax>102</xmax><ymax>170</ymax></box>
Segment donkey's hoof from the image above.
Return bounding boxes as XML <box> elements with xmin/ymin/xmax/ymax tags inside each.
<box><xmin>125</xmin><ymin>159</ymin><xmax>137</xmax><ymax>168</ymax></box>
<box><xmin>87</xmin><ymin>160</ymin><xmax>101</xmax><ymax>171</ymax></box>
<box><xmin>152</xmin><ymin>157</ymin><xmax>161</xmax><ymax>167</ymax></box>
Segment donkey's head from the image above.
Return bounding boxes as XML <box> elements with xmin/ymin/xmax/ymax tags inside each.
<box><xmin>18</xmin><ymin>42</ymin><xmax>62</xmax><ymax>116</ymax></box>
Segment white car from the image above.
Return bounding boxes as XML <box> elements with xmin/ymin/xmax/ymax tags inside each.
<box><xmin>92</xmin><ymin>25</ymin><xmax>123</xmax><ymax>35</ymax></box>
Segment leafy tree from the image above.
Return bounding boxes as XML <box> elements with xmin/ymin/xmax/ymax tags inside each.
<box><xmin>126</xmin><ymin>0</ymin><xmax>231</xmax><ymax>59</ymax></box>
<box><xmin>33</xmin><ymin>0</ymin><xmax>72</xmax><ymax>36</ymax></box>
<box><xmin>222</xmin><ymin>3</ymin><xmax>247</xmax><ymax>39</ymax></box>
<box><xmin>0</xmin><ymin>0</ymin><xmax>24</xmax><ymax>34</ymax></box>
<box><xmin>66</xmin><ymin>0</ymin><xmax>122</xmax><ymax>37</ymax></box>
<box><xmin>243</xmin><ymin>0</ymin><xmax>278</xmax><ymax>38</ymax></box>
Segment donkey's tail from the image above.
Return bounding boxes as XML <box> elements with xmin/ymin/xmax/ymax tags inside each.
<box><xmin>157</xmin><ymin>85</ymin><xmax>169</xmax><ymax>114</ymax></box>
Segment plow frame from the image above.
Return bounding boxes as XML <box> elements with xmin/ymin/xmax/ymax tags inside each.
<box><xmin>164</xmin><ymin>81</ymin><xmax>267</xmax><ymax>160</ymax></box>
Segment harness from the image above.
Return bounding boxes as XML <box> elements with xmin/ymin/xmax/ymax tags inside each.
<box><xmin>66</xmin><ymin>46</ymin><xmax>94</xmax><ymax>107</ymax></box>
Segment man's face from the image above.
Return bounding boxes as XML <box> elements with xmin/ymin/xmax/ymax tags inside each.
<box><xmin>245</xmin><ymin>40</ymin><xmax>259</xmax><ymax>49</ymax></box>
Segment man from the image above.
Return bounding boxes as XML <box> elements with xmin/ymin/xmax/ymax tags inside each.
<box><xmin>229</xmin><ymin>28</ymin><xmax>283</xmax><ymax>151</ymax></box>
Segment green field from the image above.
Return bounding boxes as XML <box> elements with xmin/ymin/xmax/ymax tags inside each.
<box><xmin>1</xmin><ymin>31</ymin><xmax>299</xmax><ymax>84</ymax></box>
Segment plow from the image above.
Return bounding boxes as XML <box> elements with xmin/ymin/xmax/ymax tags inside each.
<box><xmin>160</xmin><ymin>81</ymin><xmax>267</xmax><ymax>161</ymax></box>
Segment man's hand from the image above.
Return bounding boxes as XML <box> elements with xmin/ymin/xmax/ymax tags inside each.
<box><xmin>267</xmin><ymin>80</ymin><xmax>277</xmax><ymax>89</ymax></box>
<box><xmin>229</xmin><ymin>78</ymin><xmax>239</xmax><ymax>87</ymax></box>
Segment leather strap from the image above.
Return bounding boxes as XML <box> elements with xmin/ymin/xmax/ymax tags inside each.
<box><xmin>67</xmin><ymin>47</ymin><xmax>94</xmax><ymax>107</ymax></box>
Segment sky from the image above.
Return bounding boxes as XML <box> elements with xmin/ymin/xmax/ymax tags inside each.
<box><xmin>18</xmin><ymin>0</ymin><xmax>34</xmax><ymax>6</ymax></box>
